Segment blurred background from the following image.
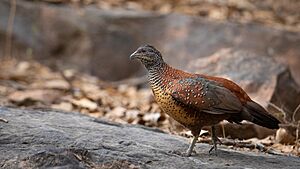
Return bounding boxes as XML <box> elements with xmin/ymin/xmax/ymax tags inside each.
<box><xmin>0</xmin><ymin>0</ymin><xmax>299</xmax><ymax>156</ymax></box>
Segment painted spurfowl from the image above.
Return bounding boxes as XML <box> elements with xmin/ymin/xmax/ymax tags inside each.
<box><xmin>130</xmin><ymin>45</ymin><xmax>280</xmax><ymax>156</ymax></box>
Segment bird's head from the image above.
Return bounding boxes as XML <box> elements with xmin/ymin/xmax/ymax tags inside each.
<box><xmin>130</xmin><ymin>45</ymin><xmax>164</xmax><ymax>68</ymax></box>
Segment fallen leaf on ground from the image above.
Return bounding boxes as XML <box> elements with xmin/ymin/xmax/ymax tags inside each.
<box><xmin>106</xmin><ymin>106</ymin><xmax>126</xmax><ymax>119</ymax></box>
<box><xmin>143</xmin><ymin>112</ymin><xmax>161</xmax><ymax>125</ymax></box>
<box><xmin>43</xmin><ymin>79</ymin><xmax>70</xmax><ymax>90</ymax></box>
<box><xmin>8</xmin><ymin>89</ymin><xmax>61</xmax><ymax>105</ymax></box>
<box><xmin>51</xmin><ymin>102</ymin><xmax>73</xmax><ymax>111</ymax></box>
<box><xmin>71</xmin><ymin>98</ymin><xmax>98</xmax><ymax>111</ymax></box>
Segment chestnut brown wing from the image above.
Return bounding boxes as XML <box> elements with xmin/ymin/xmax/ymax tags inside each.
<box><xmin>170</xmin><ymin>77</ymin><xmax>243</xmax><ymax>114</ymax></box>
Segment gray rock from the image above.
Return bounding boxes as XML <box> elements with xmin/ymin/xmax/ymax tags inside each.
<box><xmin>0</xmin><ymin>107</ymin><xmax>299</xmax><ymax>169</ymax></box>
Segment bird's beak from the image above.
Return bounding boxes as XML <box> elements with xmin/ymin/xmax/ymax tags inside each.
<box><xmin>129</xmin><ymin>51</ymin><xmax>137</xmax><ymax>60</ymax></box>
<box><xmin>129</xmin><ymin>50</ymin><xmax>140</xmax><ymax>60</ymax></box>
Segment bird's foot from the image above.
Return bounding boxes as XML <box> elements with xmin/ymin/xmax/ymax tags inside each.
<box><xmin>0</xmin><ymin>117</ymin><xmax>8</xmax><ymax>123</ymax></box>
<box><xmin>182</xmin><ymin>152</ymin><xmax>192</xmax><ymax>157</ymax></box>
<box><xmin>208</xmin><ymin>137</ymin><xmax>222</xmax><ymax>154</ymax></box>
<box><xmin>208</xmin><ymin>145</ymin><xmax>217</xmax><ymax>155</ymax></box>
<box><xmin>209</xmin><ymin>125</ymin><xmax>222</xmax><ymax>155</ymax></box>
<box><xmin>168</xmin><ymin>150</ymin><xmax>193</xmax><ymax>157</ymax></box>
<box><xmin>168</xmin><ymin>150</ymin><xmax>182</xmax><ymax>155</ymax></box>
<box><xmin>184</xmin><ymin>149</ymin><xmax>195</xmax><ymax>157</ymax></box>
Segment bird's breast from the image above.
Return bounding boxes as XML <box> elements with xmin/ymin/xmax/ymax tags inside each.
<box><xmin>151</xmin><ymin>86</ymin><xmax>201</xmax><ymax>128</ymax></box>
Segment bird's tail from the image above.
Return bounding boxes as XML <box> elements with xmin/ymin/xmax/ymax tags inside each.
<box><xmin>242</xmin><ymin>101</ymin><xmax>280</xmax><ymax>129</ymax></box>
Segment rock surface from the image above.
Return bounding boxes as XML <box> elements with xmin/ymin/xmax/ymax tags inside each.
<box><xmin>0</xmin><ymin>107</ymin><xmax>299</xmax><ymax>169</ymax></box>
<box><xmin>0</xmin><ymin>0</ymin><xmax>300</xmax><ymax>83</ymax></box>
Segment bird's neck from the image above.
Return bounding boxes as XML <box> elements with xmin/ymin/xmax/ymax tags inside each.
<box><xmin>147</xmin><ymin>62</ymin><xmax>170</xmax><ymax>89</ymax></box>
<box><xmin>147</xmin><ymin>63</ymin><xmax>168</xmax><ymax>86</ymax></box>
<box><xmin>147</xmin><ymin>62</ymin><xmax>194</xmax><ymax>90</ymax></box>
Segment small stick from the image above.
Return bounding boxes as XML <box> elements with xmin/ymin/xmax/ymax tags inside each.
<box><xmin>0</xmin><ymin>117</ymin><xmax>8</xmax><ymax>123</ymax></box>
<box><xmin>198</xmin><ymin>138</ymin><xmax>283</xmax><ymax>155</ymax></box>
<box><xmin>296</xmin><ymin>122</ymin><xmax>299</xmax><ymax>154</ymax></box>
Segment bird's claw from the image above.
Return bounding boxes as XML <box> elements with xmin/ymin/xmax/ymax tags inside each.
<box><xmin>208</xmin><ymin>145</ymin><xmax>217</xmax><ymax>154</ymax></box>
<box><xmin>209</xmin><ymin>137</ymin><xmax>220</xmax><ymax>154</ymax></box>
<box><xmin>168</xmin><ymin>150</ymin><xmax>182</xmax><ymax>155</ymax></box>
<box><xmin>209</xmin><ymin>138</ymin><xmax>220</xmax><ymax>155</ymax></box>
<box><xmin>182</xmin><ymin>152</ymin><xmax>192</xmax><ymax>157</ymax></box>
<box><xmin>168</xmin><ymin>150</ymin><xmax>194</xmax><ymax>157</ymax></box>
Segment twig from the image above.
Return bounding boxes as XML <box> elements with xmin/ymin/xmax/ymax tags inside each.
<box><xmin>292</xmin><ymin>103</ymin><xmax>300</xmax><ymax>122</ymax></box>
<box><xmin>296</xmin><ymin>122</ymin><xmax>299</xmax><ymax>154</ymax></box>
<box><xmin>221</xmin><ymin>122</ymin><xmax>226</xmax><ymax>138</ymax></box>
<box><xmin>268</xmin><ymin>102</ymin><xmax>285</xmax><ymax>115</ymax></box>
<box><xmin>0</xmin><ymin>118</ymin><xmax>8</xmax><ymax>123</ymax></box>
<box><xmin>198</xmin><ymin>138</ymin><xmax>284</xmax><ymax>155</ymax></box>
<box><xmin>292</xmin><ymin>103</ymin><xmax>300</xmax><ymax>154</ymax></box>
<box><xmin>4</xmin><ymin>0</ymin><xmax>16</xmax><ymax>59</ymax></box>
<box><xmin>268</xmin><ymin>102</ymin><xmax>289</xmax><ymax>123</ymax></box>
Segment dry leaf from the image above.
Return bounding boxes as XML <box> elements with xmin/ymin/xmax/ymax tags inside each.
<box><xmin>125</xmin><ymin>109</ymin><xmax>140</xmax><ymax>122</ymax></box>
<box><xmin>44</xmin><ymin>79</ymin><xmax>70</xmax><ymax>90</ymax></box>
<box><xmin>143</xmin><ymin>112</ymin><xmax>161</xmax><ymax>124</ymax></box>
<box><xmin>52</xmin><ymin>102</ymin><xmax>73</xmax><ymax>111</ymax></box>
<box><xmin>107</xmin><ymin>106</ymin><xmax>126</xmax><ymax>118</ymax></box>
<box><xmin>31</xmin><ymin>79</ymin><xmax>70</xmax><ymax>90</ymax></box>
<box><xmin>275</xmin><ymin>128</ymin><xmax>296</xmax><ymax>144</ymax></box>
<box><xmin>8</xmin><ymin>89</ymin><xmax>61</xmax><ymax>104</ymax></box>
<box><xmin>71</xmin><ymin>98</ymin><xmax>98</xmax><ymax>111</ymax></box>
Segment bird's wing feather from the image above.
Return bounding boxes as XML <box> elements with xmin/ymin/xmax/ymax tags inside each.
<box><xmin>170</xmin><ymin>77</ymin><xmax>242</xmax><ymax>114</ymax></box>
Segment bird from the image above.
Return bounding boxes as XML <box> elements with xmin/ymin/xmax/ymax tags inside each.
<box><xmin>130</xmin><ymin>45</ymin><xmax>280</xmax><ymax>156</ymax></box>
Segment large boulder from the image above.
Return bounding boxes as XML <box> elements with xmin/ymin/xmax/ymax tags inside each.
<box><xmin>0</xmin><ymin>107</ymin><xmax>300</xmax><ymax>169</ymax></box>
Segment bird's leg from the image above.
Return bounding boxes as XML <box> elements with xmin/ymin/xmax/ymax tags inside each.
<box><xmin>0</xmin><ymin>117</ymin><xmax>8</xmax><ymax>123</ymax></box>
<box><xmin>209</xmin><ymin>125</ymin><xmax>222</xmax><ymax>154</ymax></box>
<box><xmin>185</xmin><ymin>134</ymin><xmax>199</xmax><ymax>156</ymax></box>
